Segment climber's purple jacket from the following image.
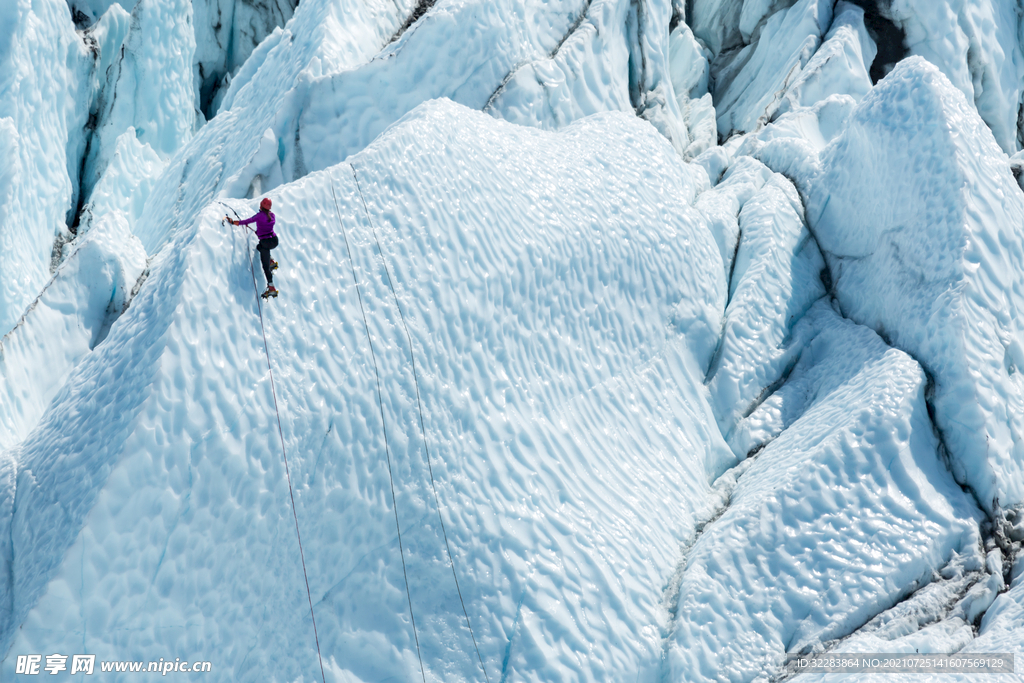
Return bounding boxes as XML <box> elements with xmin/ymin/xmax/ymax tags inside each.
<box><xmin>239</xmin><ymin>210</ymin><xmax>276</xmax><ymax>239</ymax></box>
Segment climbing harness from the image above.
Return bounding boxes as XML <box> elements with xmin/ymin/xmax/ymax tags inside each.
<box><xmin>327</xmin><ymin>182</ymin><xmax>428</xmax><ymax>683</ymax></box>
<box><xmin>349</xmin><ymin>166</ymin><xmax>491</xmax><ymax>683</ymax></box>
<box><xmin>221</xmin><ymin>201</ymin><xmax>327</xmax><ymax>683</ymax></box>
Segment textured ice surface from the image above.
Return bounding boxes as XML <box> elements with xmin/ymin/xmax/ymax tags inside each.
<box><xmin>80</xmin><ymin>127</ymin><xmax>166</xmax><ymax>237</ymax></box>
<box><xmin>669</xmin><ymin>24</ymin><xmax>711</xmax><ymax>104</ymax></box>
<box><xmin>496</xmin><ymin>0</ymin><xmax>693</xmax><ymax>156</ymax></box>
<box><xmin>0</xmin><ymin>0</ymin><xmax>93</xmax><ymax>335</ymax></box>
<box><xmin>668</xmin><ymin>23</ymin><xmax>717</xmax><ymax>157</ymax></box>
<box><xmin>772</xmin><ymin>1</ymin><xmax>874</xmax><ymax>120</ymax></box>
<box><xmin>2</xmin><ymin>101</ymin><xmax>734</xmax><ymax>682</ymax></box>
<box><xmin>70</xmin><ymin>0</ymin><xmax>299</xmax><ymax>119</ymax></box>
<box><xmin>135</xmin><ymin>0</ymin><xmax>407</xmax><ymax>254</ymax></box>
<box><xmin>729</xmin><ymin>93</ymin><xmax>857</xmax><ymax>202</ymax></box>
<box><xmin>7</xmin><ymin>1</ymin><xmax>1024</xmax><ymax>679</ymax></box>
<box><xmin>297</xmin><ymin>0</ymin><xmax>588</xmax><ymax>170</ymax></box>
<box><xmin>666</xmin><ymin>303</ymin><xmax>983</xmax><ymax>682</ymax></box>
<box><xmin>692</xmin><ymin>0</ymin><xmax>1024</xmax><ymax>156</ymax></box>
<box><xmin>712</xmin><ymin>0</ymin><xmax>833</xmax><ymax>138</ymax></box>
<box><xmin>0</xmin><ymin>211</ymin><xmax>146</xmax><ymax>452</ymax></box>
<box><xmin>706</xmin><ymin>173</ymin><xmax>827</xmax><ymax>447</ymax></box>
<box><xmin>83</xmin><ymin>0</ymin><xmax>196</xmax><ymax>201</ymax></box>
<box><xmin>888</xmin><ymin>0</ymin><xmax>1024</xmax><ymax>154</ymax></box>
<box><xmin>689</xmin><ymin>0</ymin><xmax>793</xmax><ymax>57</ymax></box>
<box><xmin>808</xmin><ymin>57</ymin><xmax>1024</xmax><ymax>513</ymax></box>
<box><xmin>488</xmin><ymin>1</ymin><xmax>634</xmax><ymax>131</ymax></box>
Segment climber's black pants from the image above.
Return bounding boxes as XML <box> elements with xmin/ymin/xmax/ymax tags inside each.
<box><xmin>256</xmin><ymin>236</ymin><xmax>278</xmax><ymax>283</ymax></box>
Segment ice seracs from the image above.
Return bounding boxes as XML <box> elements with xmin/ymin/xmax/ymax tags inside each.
<box><xmin>83</xmin><ymin>0</ymin><xmax>197</xmax><ymax>205</ymax></box>
<box><xmin>668</xmin><ymin>23</ymin><xmax>717</xmax><ymax>157</ymax></box>
<box><xmin>2</xmin><ymin>0</ymin><xmax>1024</xmax><ymax>679</ymax></box>
<box><xmin>808</xmin><ymin>57</ymin><xmax>1024</xmax><ymax>514</ymax></box>
<box><xmin>770</xmin><ymin>1</ymin><xmax>875</xmax><ymax>120</ymax></box>
<box><xmin>887</xmin><ymin>0</ymin><xmax>1024</xmax><ymax>154</ymax></box>
<box><xmin>707</xmin><ymin>0</ymin><xmax>834</xmax><ymax>138</ymax></box>
<box><xmin>0</xmin><ymin>0</ymin><xmax>93</xmax><ymax>335</ymax></box>
<box><xmin>134</xmin><ymin>0</ymin><xmax>409</xmax><ymax>253</ymax></box>
<box><xmin>705</xmin><ymin>171</ymin><xmax>827</xmax><ymax>451</ymax></box>
<box><xmin>667</xmin><ymin>302</ymin><xmax>984</xmax><ymax>682</ymax></box>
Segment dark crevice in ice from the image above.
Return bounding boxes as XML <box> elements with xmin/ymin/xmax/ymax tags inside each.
<box><xmin>724</xmin><ymin>228</ymin><xmax>742</xmax><ymax>306</ymax></box>
<box><xmin>762</xmin><ymin>170</ymin><xmax>1017</xmax><ymax>663</ymax></box>
<box><xmin>760</xmin><ymin>61</ymin><xmax>801</xmax><ymax>129</ymax></box>
<box><xmin>125</xmin><ymin>264</ymin><xmax>151</xmax><ymax>313</ymax></box>
<box><xmin>625</xmin><ymin>0</ymin><xmax>646</xmax><ymax>114</ymax></box>
<box><xmin>703</xmin><ymin>227</ymin><xmax>745</xmax><ymax>386</ymax></box>
<box><xmin>551</xmin><ymin>0</ymin><xmax>593</xmax><ymax>58</ymax></box>
<box><xmin>482</xmin><ymin>1</ymin><xmax>592</xmax><ymax>113</ymax></box>
<box><xmin>658</xmin><ymin>456</ymin><xmax>758</xmax><ymax>679</ymax></box>
<box><xmin>64</xmin><ymin>28</ymin><xmax>104</xmax><ymax>242</ymax></box>
<box><xmin>844</xmin><ymin>0</ymin><xmax>908</xmax><ymax>83</ymax></box>
<box><xmin>291</xmin><ymin>123</ymin><xmax>307</xmax><ymax>182</ymax></box>
<box><xmin>388</xmin><ymin>0</ymin><xmax>438</xmax><ymax>45</ymax></box>
<box><xmin>669</xmin><ymin>10</ymin><xmax>682</xmax><ymax>34</ymax></box>
<box><xmin>70</xmin><ymin>6</ymin><xmax>92</xmax><ymax>30</ymax></box>
<box><xmin>68</xmin><ymin>105</ymin><xmax>100</xmax><ymax>241</ymax></box>
<box><xmin>1016</xmin><ymin>97</ymin><xmax>1024</xmax><ymax>154</ymax></box>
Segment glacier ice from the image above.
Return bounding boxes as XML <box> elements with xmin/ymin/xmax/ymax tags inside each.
<box><xmin>771</xmin><ymin>1</ymin><xmax>875</xmax><ymax>120</ymax></box>
<box><xmin>712</xmin><ymin>0</ymin><xmax>833</xmax><ymax>138</ymax></box>
<box><xmin>694</xmin><ymin>154</ymin><xmax>774</xmax><ymax>272</ymax></box>
<box><xmin>809</xmin><ymin>57</ymin><xmax>1024</xmax><ymax>514</ymax></box>
<box><xmin>192</xmin><ymin>0</ymin><xmax>300</xmax><ymax>117</ymax></box>
<box><xmin>298</xmin><ymin>0</ymin><xmax>595</xmax><ymax>170</ymax></box>
<box><xmin>668</xmin><ymin>23</ymin><xmax>717</xmax><ymax>157</ymax></box>
<box><xmin>134</xmin><ymin>0</ymin><xmax>409</xmax><ymax>255</ymax></box>
<box><xmin>0</xmin><ymin>0</ymin><xmax>93</xmax><ymax>335</ymax></box>
<box><xmin>888</xmin><ymin>0</ymin><xmax>1024</xmax><ymax>155</ymax></box>
<box><xmin>4</xmin><ymin>0</ymin><xmax>1024</xmax><ymax>679</ymax></box>
<box><xmin>706</xmin><ymin>171</ymin><xmax>827</xmax><ymax>451</ymax></box>
<box><xmin>79</xmin><ymin>127</ymin><xmax>166</xmax><ymax>238</ymax></box>
<box><xmin>2</xmin><ymin>100</ymin><xmax>733</xmax><ymax>682</ymax></box>
<box><xmin>83</xmin><ymin>0</ymin><xmax>197</xmax><ymax>203</ymax></box>
<box><xmin>667</xmin><ymin>302</ymin><xmax>983</xmax><ymax>682</ymax></box>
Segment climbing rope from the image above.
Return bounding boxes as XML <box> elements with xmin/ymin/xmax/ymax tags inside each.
<box><xmin>221</xmin><ymin>202</ymin><xmax>327</xmax><ymax>683</ymax></box>
<box><xmin>327</xmin><ymin>183</ymin><xmax>428</xmax><ymax>683</ymax></box>
<box><xmin>349</xmin><ymin>165</ymin><xmax>491</xmax><ymax>683</ymax></box>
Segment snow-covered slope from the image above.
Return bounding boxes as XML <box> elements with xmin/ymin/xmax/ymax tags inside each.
<box><xmin>2</xmin><ymin>101</ymin><xmax>733</xmax><ymax>682</ymax></box>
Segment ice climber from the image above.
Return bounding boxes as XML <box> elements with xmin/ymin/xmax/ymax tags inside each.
<box><xmin>227</xmin><ymin>197</ymin><xmax>279</xmax><ymax>298</ymax></box>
